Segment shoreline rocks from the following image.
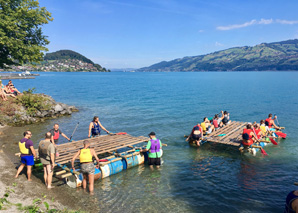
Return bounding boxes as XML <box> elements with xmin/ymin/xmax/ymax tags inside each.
<box><xmin>0</xmin><ymin>94</ymin><xmax>78</xmax><ymax>127</ymax></box>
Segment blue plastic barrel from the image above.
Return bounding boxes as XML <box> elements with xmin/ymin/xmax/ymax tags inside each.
<box><xmin>120</xmin><ymin>153</ymin><xmax>139</xmax><ymax>169</ymax></box>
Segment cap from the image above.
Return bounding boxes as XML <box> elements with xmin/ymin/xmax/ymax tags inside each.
<box><xmin>83</xmin><ymin>140</ymin><xmax>90</xmax><ymax>145</ymax></box>
<box><xmin>148</xmin><ymin>132</ymin><xmax>156</xmax><ymax>136</ymax></box>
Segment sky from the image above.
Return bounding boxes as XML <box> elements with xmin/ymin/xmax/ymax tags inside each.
<box><xmin>39</xmin><ymin>0</ymin><xmax>298</xmax><ymax>69</ymax></box>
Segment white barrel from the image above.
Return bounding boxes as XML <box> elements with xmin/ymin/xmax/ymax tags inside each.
<box><xmin>100</xmin><ymin>164</ymin><xmax>110</xmax><ymax>179</ymax></box>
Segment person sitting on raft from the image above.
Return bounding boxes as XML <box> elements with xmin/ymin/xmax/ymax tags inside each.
<box><xmin>265</xmin><ymin>114</ymin><xmax>280</xmax><ymax>130</ymax></box>
<box><xmin>88</xmin><ymin>116</ymin><xmax>109</xmax><ymax>138</ymax></box>
<box><xmin>222</xmin><ymin>111</ymin><xmax>231</xmax><ymax>125</ymax></box>
<box><xmin>284</xmin><ymin>190</ymin><xmax>298</xmax><ymax>213</ymax></box>
<box><xmin>242</xmin><ymin>123</ymin><xmax>259</xmax><ymax>147</ymax></box>
<box><xmin>260</xmin><ymin>120</ymin><xmax>272</xmax><ymax>136</ymax></box>
<box><xmin>201</xmin><ymin>117</ymin><xmax>215</xmax><ymax>134</ymax></box>
<box><xmin>142</xmin><ymin>132</ymin><xmax>162</xmax><ymax>170</ymax></box>
<box><xmin>253</xmin><ymin>123</ymin><xmax>264</xmax><ymax>140</ymax></box>
<box><xmin>213</xmin><ymin>114</ymin><xmax>223</xmax><ymax>130</ymax></box>
<box><xmin>71</xmin><ymin>140</ymin><xmax>100</xmax><ymax>193</ymax></box>
<box><xmin>187</xmin><ymin>123</ymin><xmax>203</xmax><ymax>146</ymax></box>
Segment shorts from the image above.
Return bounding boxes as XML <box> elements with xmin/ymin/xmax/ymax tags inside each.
<box><xmin>40</xmin><ymin>157</ymin><xmax>52</xmax><ymax>165</ymax></box>
<box><xmin>21</xmin><ymin>155</ymin><xmax>34</xmax><ymax>166</ymax></box>
<box><xmin>92</xmin><ymin>133</ymin><xmax>100</xmax><ymax>137</ymax></box>
<box><xmin>148</xmin><ymin>157</ymin><xmax>161</xmax><ymax>166</ymax></box>
<box><xmin>206</xmin><ymin>127</ymin><xmax>212</xmax><ymax>134</ymax></box>
<box><xmin>81</xmin><ymin>163</ymin><xmax>95</xmax><ymax>175</ymax></box>
<box><xmin>192</xmin><ymin>134</ymin><xmax>201</xmax><ymax>140</ymax></box>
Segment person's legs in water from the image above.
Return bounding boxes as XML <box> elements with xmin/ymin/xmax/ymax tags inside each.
<box><xmin>88</xmin><ymin>174</ymin><xmax>94</xmax><ymax>193</ymax></box>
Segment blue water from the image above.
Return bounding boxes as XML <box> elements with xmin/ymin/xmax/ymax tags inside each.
<box><xmin>5</xmin><ymin>71</ymin><xmax>298</xmax><ymax>212</ymax></box>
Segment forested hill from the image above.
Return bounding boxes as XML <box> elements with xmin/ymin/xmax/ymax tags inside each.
<box><xmin>41</xmin><ymin>50</ymin><xmax>110</xmax><ymax>72</ymax></box>
<box><xmin>137</xmin><ymin>39</ymin><xmax>298</xmax><ymax>72</ymax></box>
<box><xmin>44</xmin><ymin>50</ymin><xmax>94</xmax><ymax>64</ymax></box>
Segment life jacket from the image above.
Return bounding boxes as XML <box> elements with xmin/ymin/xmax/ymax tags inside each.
<box><xmin>39</xmin><ymin>140</ymin><xmax>51</xmax><ymax>157</ymax></box>
<box><xmin>254</xmin><ymin>129</ymin><xmax>262</xmax><ymax>139</ymax></box>
<box><xmin>200</xmin><ymin>122</ymin><xmax>206</xmax><ymax>131</ymax></box>
<box><xmin>222</xmin><ymin>116</ymin><xmax>229</xmax><ymax>124</ymax></box>
<box><xmin>91</xmin><ymin>122</ymin><xmax>101</xmax><ymax>135</ymax></box>
<box><xmin>213</xmin><ymin>119</ymin><xmax>218</xmax><ymax>128</ymax></box>
<box><xmin>19</xmin><ymin>139</ymin><xmax>29</xmax><ymax>155</ymax></box>
<box><xmin>284</xmin><ymin>191</ymin><xmax>298</xmax><ymax>213</ymax></box>
<box><xmin>80</xmin><ymin>148</ymin><xmax>93</xmax><ymax>163</ymax></box>
<box><xmin>192</xmin><ymin>125</ymin><xmax>202</xmax><ymax>135</ymax></box>
<box><xmin>260</xmin><ymin>125</ymin><xmax>267</xmax><ymax>134</ymax></box>
<box><xmin>242</xmin><ymin>129</ymin><xmax>254</xmax><ymax>146</ymax></box>
<box><xmin>265</xmin><ymin>118</ymin><xmax>273</xmax><ymax>128</ymax></box>
<box><xmin>149</xmin><ymin>139</ymin><xmax>160</xmax><ymax>154</ymax></box>
<box><xmin>53</xmin><ymin>130</ymin><xmax>60</xmax><ymax>140</ymax></box>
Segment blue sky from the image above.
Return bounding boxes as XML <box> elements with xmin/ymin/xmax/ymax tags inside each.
<box><xmin>40</xmin><ymin>0</ymin><xmax>298</xmax><ymax>69</ymax></box>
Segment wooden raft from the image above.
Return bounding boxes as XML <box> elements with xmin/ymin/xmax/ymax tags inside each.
<box><xmin>55</xmin><ymin>134</ymin><xmax>149</xmax><ymax>165</ymax></box>
<box><xmin>203</xmin><ymin>121</ymin><xmax>248</xmax><ymax>147</ymax></box>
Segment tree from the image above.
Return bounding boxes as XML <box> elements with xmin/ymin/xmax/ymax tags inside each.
<box><xmin>0</xmin><ymin>0</ymin><xmax>53</xmax><ymax>68</ymax></box>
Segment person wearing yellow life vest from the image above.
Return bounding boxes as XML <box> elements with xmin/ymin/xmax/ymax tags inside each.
<box><xmin>260</xmin><ymin>120</ymin><xmax>272</xmax><ymax>136</ymax></box>
<box><xmin>15</xmin><ymin>131</ymin><xmax>37</xmax><ymax>181</ymax></box>
<box><xmin>71</xmin><ymin>140</ymin><xmax>100</xmax><ymax>193</ymax></box>
<box><xmin>38</xmin><ymin>132</ymin><xmax>55</xmax><ymax>189</ymax></box>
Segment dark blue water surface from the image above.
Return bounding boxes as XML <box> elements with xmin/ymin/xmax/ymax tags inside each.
<box><xmin>4</xmin><ymin>71</ymin><xmax>298</xmax><ymax>212</ymax></box>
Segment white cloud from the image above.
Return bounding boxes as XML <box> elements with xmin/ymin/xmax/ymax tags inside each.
<box><xmin>216</xmin><ymin>20</ymin><xmax>257</xmax><ymax>30</ymax></box>
<box><xmin>276</xmin><ymin>19</ymin><xmax>298</xmax><ymax>25</ymax></box>
<box><xmin>217</xmin><ymin>18</ymin><xmax>298</xmax><ymax>31</ymax></box>
<box><xmin>215</xmin><ymin>42</ymin><xmax>224</xmax><ymax>47</ymax></box>
<box><xmin>198</xmin><ymin>29</ymin><xmax>205</xmax><ymax>33</ymax></box>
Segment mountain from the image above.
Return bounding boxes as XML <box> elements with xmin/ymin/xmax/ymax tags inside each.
<box><xmin>9</xmin><ymin>50</ymin><xmax>110</xmax><ymax>72</ymax></box>
<box><xmin>137</xmin><ymin>39</ymin><xmax>298</xmax><ymax>72</ymax></box>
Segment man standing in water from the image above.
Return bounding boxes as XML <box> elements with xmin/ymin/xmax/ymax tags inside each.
<box><xmin>88</xmin><ymin>116</ymin><xmax>109</xmax><ymax>138</ymax></box>
<box><xmin>71</xmin><ymin>140</ymin><xmax>100</xmax><ymax>193</ymax></box>
<box><xmin>142</xmin><ymin>132</ymin><xmax>162</xmax><ymax>170</ymax></box>
<box><xmin>15</xmin><ymin>131</ymin><xmax>37</xmax><ymax>181</ymax></box>
<box><xmin>38</xmin><ymin>132</ymin><xmax>55</xmax><ymax>189</ymax></box>
<box><xmin>50</xmin><ymin>123</ymin><xmax>70</xmax><ymax>145</ymax></box>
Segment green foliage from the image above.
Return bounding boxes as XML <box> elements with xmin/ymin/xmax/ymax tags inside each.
<box><xmin>0</xmin><ymin>0</ymin><xmax>53</xmax><ymax>68</ymax></box>
<box><xmin>44</xmin><ymin>50</ymin><xmax>93</xmax><ymax>64</ymax></box>
<box><xmin>16</xmin><ymin>88</ymin><xmax>51</xmax><ymax>115</ymax></box>
<box><xmin>138</xmin><ymin>39</ymin><xmax>298</xmax><ymax>71</ymax></box>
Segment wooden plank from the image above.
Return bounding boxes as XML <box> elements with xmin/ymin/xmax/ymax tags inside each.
<box><xmin>207</xmin><ymin>121</ymin><xmax>237</xmax><ymax>137</ymax></box>
<box><xmin>218</xmin><ymin>122</ymin><xmax>247</xmax><ymax>141</ymax></box>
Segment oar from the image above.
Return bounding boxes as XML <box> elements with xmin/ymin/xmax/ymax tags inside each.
<box><xmin>69</xmin><ymin>122</ymin><xmax>79</xmax><ymax>142</ymax></box>
<box><xmin>268</xmin><ymin>136</ymin><xmax>278</xmax><ymax>145</ymax></box>
<box><xmin>252</xmin><ymin>128</ymin><xmax>268</xmax><ymax>155</ymax></box>
<box><xmin>274</xmin><ymin>114</ymin><xmax>280</xmax><ymax>127</ymax></box>
<box><xmin>109</xmin><ymin>132</ymin><xmax>127</xmax><ymax>136</ymax></box>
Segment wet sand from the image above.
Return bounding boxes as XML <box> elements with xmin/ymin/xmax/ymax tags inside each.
<box><xmin>0</xmin><ymin>126</ymin><xmax>100</xmax><ymax>212</ymax></box>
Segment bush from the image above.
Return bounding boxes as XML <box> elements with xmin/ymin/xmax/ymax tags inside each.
<box><xmin>16</xmin><ymin>88</ymin><xmax>51</xmax><ymax>116</ymax></box>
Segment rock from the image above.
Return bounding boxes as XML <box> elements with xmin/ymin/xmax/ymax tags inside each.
<box><xmin>54</xmin><ymin>104</ymin><xmax>64</xmax><ymax>113</ymax></box>
<box><xmin>69</xmin><ymin>106</ymin><xmax>79</xmax><ymax>112</ymax></box>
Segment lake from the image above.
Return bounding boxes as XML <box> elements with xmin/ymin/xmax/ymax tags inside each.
<box><xmin>5</xmin><ymin>71</ymin><xmax>298</xmax><ymax>212</ymax></box>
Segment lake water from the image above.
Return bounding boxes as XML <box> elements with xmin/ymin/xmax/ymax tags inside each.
<box><xmin>5</xmin><ymin>71</ymin><xmax>298</xmax><ymax>212</ymax></box>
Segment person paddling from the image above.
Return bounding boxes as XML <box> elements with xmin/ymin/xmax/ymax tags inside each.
<box><xmin>142</xmin><ymin>132</ymin><xmax>162</xmax><ymax>170</ymax></box>
<box><xmin>38</xmin><ymin>132</ymin><xmax>55</xmax><ymax>189</ymax></box>
<box><xmin>88</xmin><ymin>116</ymin><xmax>109</xmax><ymax>138</ymax></box>
<box><xmin>242</xmin><ymin>123</ymin><xmax>258</xmax><ymax>147</ymax></box>
<box><xmin>265</xmin><ymin>114</ymin><xmax>280</xmax><ymax>130</ymax></box>
<box><xmin>50</xmin><ymin>123</ymin><xmax>70</xmax><ymax>145</ymax></box>
<box><xmin>71</xmin><ymin>140</ymin><xmax>100</xmax><ymax>193</ymax></box>
<box><xmin>15</xmin><ymin>131</ymin><xmax>37</xmax><ymax>181</ymax></box>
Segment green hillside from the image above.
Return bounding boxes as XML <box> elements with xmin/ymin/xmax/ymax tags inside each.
<box><xmin>137</xmin><ymin>39</ymin><xmax>298</xmax><ymax>71</ymax></box>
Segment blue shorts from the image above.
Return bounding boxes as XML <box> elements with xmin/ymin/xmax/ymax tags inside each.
<box><xmin>21</xmin><ymin>156</ymin><xmax>34</xmax><ymax>166</ymax></box>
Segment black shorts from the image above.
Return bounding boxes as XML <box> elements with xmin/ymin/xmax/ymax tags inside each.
<box><xmin>148</xmin><ymin>157</ymin><xmax>161</xmax><ymax>166</ymax></box>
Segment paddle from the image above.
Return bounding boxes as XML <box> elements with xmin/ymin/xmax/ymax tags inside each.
<box><xmin>252</xmin><ymin>128</ymin><xmax>268</xmax><ymax>155</ymax></box>
<box><xmin>109</xmin><ymin>132</ymin><xmax>127</xmax><ymax>136</ymax></box>
<box><xmin>69</xmin><ymin>122</ymin><xmax>79</xmax><ymax>142</ymax></box>
<box><xmin>274</xmin><ymin>114</ymin><xmax>280</xmax><ymax>127</ymax></box>
<box><xmin>268</xmin><ymin>136</ymin><xmax>278</xmax><ymax>145</ymax></box>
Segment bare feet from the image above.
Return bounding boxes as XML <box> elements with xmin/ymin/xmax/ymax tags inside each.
<box><xmin>14</xmin><ymin>175</ymin><xmax>18</xmax><ymax>178</ymax></box>
<box><xmin>28</xmin><ymin>179</ymin><xmax>32</xmax><ymax>181</ymax></box>
<box><xmin>47</xmin><ymin>186</ymin><xmax>55</xmax><ymax>189</ymax></box>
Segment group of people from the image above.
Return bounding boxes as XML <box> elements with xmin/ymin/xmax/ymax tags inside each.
<box><xmin>187</xmin><ymin>110</ymin><xmax>231</xmax><ymax>146</ymax></box>
<box><xmin>15</xmin><ymin>116</ymin><xmax>163</xmax><ymax>193</ymax></box>
<box><xmin>0</xmin><ymin>80</ymin><xmax>22</xmax><ymax>101</ymax></box>
<box><xmin>15</xmin><ymin>123</ymin><xmax>70</xmax><ymax>189</ymax></box>
<box><xmin>241</xmin><ymin>114</ymin><xmax>281</xmax><ymax>147</ymax></box>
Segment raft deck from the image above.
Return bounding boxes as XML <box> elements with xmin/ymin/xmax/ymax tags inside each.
<box><xmin>55</xmin><ymin>134</ymin><xmax>149</xmax><ymax>165</ymax></box>
<box><xmin>203</xmin><ymin>121</ymin><xmax>248</xmax><ymax>146</ymax></box>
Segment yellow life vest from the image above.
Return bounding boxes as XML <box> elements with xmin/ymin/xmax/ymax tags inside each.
<box><xmin>201</xmin><ymin>122</ymin><xmax>206</xmax><ymax>131</ymax></box>
<box><xmin>260</xmin><ymin>125</ymin><xmax>267</xmax><ymax>134</ymax></box>
<box><xmin>79</xmin><ymin>148</ymin><xmax>93</xmax><ymax>163</ymax></box>
<box><xmin>19</xmin><ymin>140</ymin><xmax>29</xmax><ymax>155</ymax></box>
